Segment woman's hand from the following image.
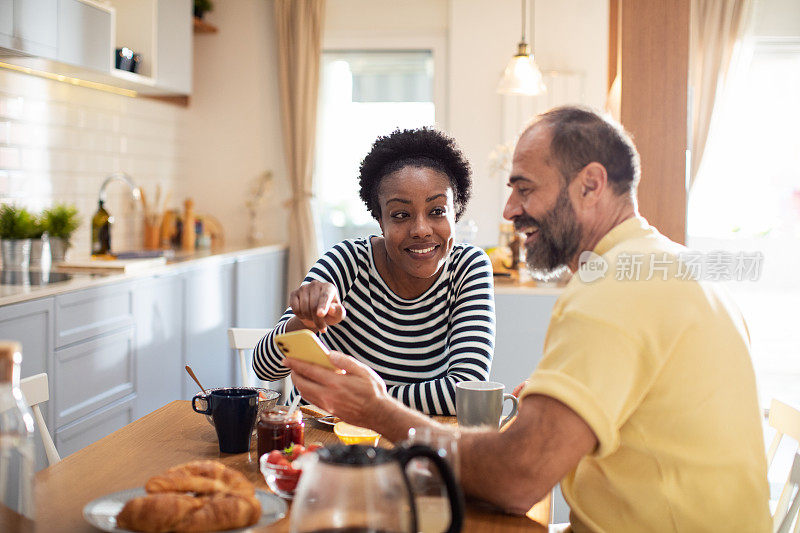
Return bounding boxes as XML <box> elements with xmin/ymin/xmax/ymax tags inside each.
<box><xmin>284</xmin><ymin>351</ymin><xmax>391</xmax><ymax>429</ymax></box>
<box><xmin>289</xmin><ymin>281</ymin><xmax>346</xmax><ymax>334</ymax></box>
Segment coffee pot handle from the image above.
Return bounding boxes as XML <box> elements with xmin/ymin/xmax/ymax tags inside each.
<box><xmin>397</xmin><ymin>444</ymin><xmax>465</xmax><ymax>533</ymax></box>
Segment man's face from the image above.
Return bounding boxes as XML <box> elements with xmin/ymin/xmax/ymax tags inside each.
<box><xmin>503</xmin><ymin>126</ymin><xmax>583</xmax><ymax>278</ymax></box>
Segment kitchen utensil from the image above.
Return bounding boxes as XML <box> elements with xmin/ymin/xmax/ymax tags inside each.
<box><xmin>291</xmin><ymin>444</ymin><xmax>464</xmax><ymax>533</ymax></box>
<box><xmin>82</xmin><ymin>487</ymin><xmax>286</xmax><ymax>532</ymax></box>
<box><xmin>192</xmin><ymin>388</ymin><xmax>258</xmax><ymax>454</ymax></box>
<box><xmin>285</xmin><ymin>395</ymin><xmax>302</xmax><ymax>418</ymax></box>
<box><xmin>184</xmin><ymin>365</ymin><xmax>208</xmax><ymax>395</ymax></box>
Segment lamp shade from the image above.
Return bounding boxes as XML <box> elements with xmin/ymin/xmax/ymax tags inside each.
<box><xmin>497</xmin><ymin>51</ymin><xmax>547</xmax><ymax>96</ymax></box>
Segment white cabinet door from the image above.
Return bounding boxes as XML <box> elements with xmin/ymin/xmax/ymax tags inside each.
<box><xmin>155</xmin><ymin>0</ymin><xmax>192</xmax><ymax>93</ymax></box>
<box><xmin>0</xmin><ymin>1</ymin><xmax>13</xmax><ymax>46</ymax></box>
<box><xmin>0</xmin><ymin>298</ymin><xmax>55</xmax><ymax>472</ymax></box>
<box><xmin>183</xmin><ymin>260</ymin><xmax>235</xmax><ymax>397</ymax></box>
<box><xmin>133</xmin><ymin>273</ymin><xmax>184</xmax><ymax>419</ymax></box>
<box><xmin>14</xmin><ymin>0</ymin><xmax>58</xmax><ymax>58</ymax></box>
<box><xmin>57</xmin><ymin>0</ymin><xmax>113</xmax><ymax>72</ymax></box>
<box><xmin>234</xmin><ymin>250</ymin><xmax>288</xmax><ymax>329</ymax></box>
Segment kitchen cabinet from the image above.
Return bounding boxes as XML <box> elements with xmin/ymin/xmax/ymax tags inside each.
<box><xmin>234</xmin><ymin>250</ymin><xmax>288</xmax><ymax>329</ymax></box>
<box><xmin>132</xmin><ymin>272</ymin><xmax>183</xmax><ymax>419</ymax></box>
<box><xmin>55</xmin><ymin>394</ymin><xmax>135</xmax><ymax>457</ymax></box>
<box><xmin>0</xmin><ymin>297</ymin><xmax>55</xmax><ymax>471</ymax></box>
<box><xmin>234</xmin><ymin>248</ymin><xmax>288</xmax><ymax>387</ymax></box>
<box><xmin>491</xmin><ymin>291</ymin><xmax>559</xmax><ymax>390</ymax></box>
<box><xmin>0</xmin><ymin>246</ymin><xmax>287</xmax><ymax>460</ymax></box>
<box><xmin>0</xmin><ymin>0</ymin><xmax>193</xmax><ymax>97</ymax></box>
<box><xmin>182</xmin><ymin>259</ymin><xmax>235</xmax><ymax>397</ymax></box>
<box><xmin>54</xmin><ymin>324</ymin><xmax>136</xmax><ymax>428</ymax></box>
<box><xmin>0</xmin><ymin>0</ymin><xmax>58</xmax><ymax>59</ymax></box>
<box><xmin>57</xmin><ymin>0</ymin><xmax>114</xmax><ymax>72</ymax></box>
<box><xmin>109</xmin><ymin>0</ymin><xmax>193</xmax><ymax>94</ymax></box>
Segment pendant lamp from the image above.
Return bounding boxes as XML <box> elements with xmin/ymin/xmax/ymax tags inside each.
<box><xmin>497</xmin><ymin>0</ymin><xmax>546</xmax><ymax>96</ymax></box>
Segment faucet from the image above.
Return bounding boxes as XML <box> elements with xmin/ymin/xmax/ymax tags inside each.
<box><xmin>99</xmin><ymin>172</ymin><xmax>141</xmax><ymax>204</ymax></box>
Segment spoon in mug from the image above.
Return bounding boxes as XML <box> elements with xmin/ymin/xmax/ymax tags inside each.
<box><xmin>185</xmin><ymin>365</ymin><xmax>208</xmax><ymax>395</ymax></box>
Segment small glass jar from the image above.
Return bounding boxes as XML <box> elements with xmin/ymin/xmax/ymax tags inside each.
<box><xmin>257</xmin><ymin>405</ymin><xmax>304</xmax><ymax>458</ymax></box>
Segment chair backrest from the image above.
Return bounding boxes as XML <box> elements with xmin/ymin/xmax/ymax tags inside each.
<box><xmin>227</xmin><ymin>328</ymin><xmax>270</xmax><ymax>387</ymax></box>
<box><xmin>777</xmin><ymin>452</ymin><xmax>800</xmax><ymax>533</ymax></box>
<box><xmin>769</xmin><ymin>399</ymin><xmax>800</xmax><ymax>531</ymax></box>
<box><xmin>19</xmin><ymin>373</ymin><xmax>60</xmax><ymax>466</ymax></box>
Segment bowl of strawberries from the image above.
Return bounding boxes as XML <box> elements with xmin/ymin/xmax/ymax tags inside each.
<box><xmin>259</xmin><ymin>443</ymin><xmax>322</xmax><ymax>499</ymax></box>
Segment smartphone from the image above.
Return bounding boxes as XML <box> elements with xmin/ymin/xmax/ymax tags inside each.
<box><xmin>274</xmin><ymin>329</ymin><xmax>336</xmax><ymax>369</ymax></box>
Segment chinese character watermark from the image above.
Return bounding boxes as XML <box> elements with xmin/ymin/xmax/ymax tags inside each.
<box><xmin>575</xmin><ymin>251</ymin><xmax>764</xmax><ymax>283</ymax></box>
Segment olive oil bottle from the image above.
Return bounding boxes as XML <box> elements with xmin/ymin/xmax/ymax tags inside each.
<box><xmin>91</xmin><ymin>200</ymin><xmax>111</xmax><ymax>255</ymax></box>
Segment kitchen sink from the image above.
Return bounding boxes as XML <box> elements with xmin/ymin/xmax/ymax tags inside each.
<box><xmin>0</xmin><ymin>270</ymin><xmax>75</xmax><ymax>286</ymax></box>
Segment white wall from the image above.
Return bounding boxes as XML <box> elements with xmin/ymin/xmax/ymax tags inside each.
<box><xmin>179</xmin><ymin>0</ymin><xmax>289</xmax><ymax>247</ymax></box>
<box><xmin>753</xmin><ymin>0</ymin><xmax>800</xmax><ymax>36</ymax></box>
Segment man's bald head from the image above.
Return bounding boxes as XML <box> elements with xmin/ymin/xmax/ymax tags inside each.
<box><xmin>521</xmin><ymin>106</ymin><xmax>640</xmax><ymax>198</ymax></box>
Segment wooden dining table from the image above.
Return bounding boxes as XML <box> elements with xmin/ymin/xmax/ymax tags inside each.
<box><xmin>22</xmin><ymin>401</ymin><xmax>547</xmax><ymax>532</ymax></box>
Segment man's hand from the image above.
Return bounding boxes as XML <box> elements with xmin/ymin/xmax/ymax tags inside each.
<box><xmin>283</xmin><ymin>351</ymin><xmax>390</xmax><ymax>428</ymax></box>
<box><xmin>289</xmin><ymin>281</ymin><xmax>346</xmax><ymax>334</ymax></box>
<box><xmin>512</xmin><ymin>380</ymin><xmax>528</xmax><ymax>398</ymax></box>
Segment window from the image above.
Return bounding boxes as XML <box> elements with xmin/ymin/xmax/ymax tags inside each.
<box><xmin>687</xmin><ymin>38</ymin><xmax>800</xmax><ymax>408</ymax></box>
<box><xmin>314</xmin><ymin>51</ymin><xmax>436</xmax><ymax>250</ymax></box>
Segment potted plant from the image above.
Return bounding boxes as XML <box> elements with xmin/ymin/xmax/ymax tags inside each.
<box><xmin>41</xmin><ymin>204</ymin><xmax>81</xmax><ymax>263</ymax></box>
<box><xmin>194</xmin><ymin>0</ymin><xmax>213</xmax><ymax>19</ymax></box>
<box><xmin>0</xmin><ymin>204</ymin><xmax>37</xmax><ymax>270</ymax></box>
<box><xmin>29</xmin><ymin>214</ymin><xmax>49</xmax><ymax>269</ymax></box>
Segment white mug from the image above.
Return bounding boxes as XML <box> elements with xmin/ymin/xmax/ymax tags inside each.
<box><xmin>455</xmin><ymin>381</ymin><xmax>518</xmax><ymax>428</ymax></box>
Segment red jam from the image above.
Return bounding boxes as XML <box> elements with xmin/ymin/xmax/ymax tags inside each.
<box><xmin>257</xmin><ymin>406</ymin><xmax>304</xmax><ymax>458</ymax></box>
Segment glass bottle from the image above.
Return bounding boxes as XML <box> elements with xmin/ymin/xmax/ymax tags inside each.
<box><xmin>91</xmin><ymin>200</ymin><xmax>111</xmax><ymax>256</ymax></box>
<box><xmin>0</xmin><ymin>341</ymin><xmax>36</xmax><ymax>521</ymax></box>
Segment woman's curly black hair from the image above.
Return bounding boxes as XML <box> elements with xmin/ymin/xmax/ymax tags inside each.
<box><xmin>358</xmin><ymin>127</ymin><xmax>472</xmax><ymax>221</ymax></box>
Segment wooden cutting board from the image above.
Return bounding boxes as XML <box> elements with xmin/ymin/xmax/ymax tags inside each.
<box><xmin>58</xmin><ymin>256</ymin><xmax>167</xmax><ymax>273</ymax></box>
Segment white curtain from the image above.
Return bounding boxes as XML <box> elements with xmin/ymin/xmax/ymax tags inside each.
<box><xmin>689</xmin><ymin>0</ymin><xmax>752</xmax><ymax>188</ymax></box>
<box><xmin>274</xmin><ymin>0</ymin><xmax>325</xmax><ymax>290</ymax></box>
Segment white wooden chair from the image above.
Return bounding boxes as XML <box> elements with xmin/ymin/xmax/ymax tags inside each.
<box><xmin>227</xmin><ymin>327</ymin><xmax>291</xmax><ymax>400</ymax></box>
<box><xmin>768</xmin><ymin>399</ymin><xmax>800</xmax><ymax>532</ymax></box>
<box><xmin>20</xmin><ymin>373</ymin><xmax>60</xmax><ymax>466</ymax></box>
<box><xmin>227</xmin><ymin>328</ymin><xmax>270</xmax><ymax>387</ymax></box>
<box><xmin>777</xmin><ymin>452</ymin><xmax>800</xmax><ymax>533</ymax></box>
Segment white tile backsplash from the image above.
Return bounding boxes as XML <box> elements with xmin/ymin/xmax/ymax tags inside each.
<box><xmin>0</xmin><ymin>68</ymin><xmax>185</xmax><ymax>256</ymax></box>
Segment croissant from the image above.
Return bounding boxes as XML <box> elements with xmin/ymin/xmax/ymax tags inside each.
<box><xmin>145</xmin><ymin>460</ymin><xmax>255</xmax><ymax>497</ymax></box>
<box><xmin>117</xmin><ymin>493</ymin><xmax>261</xmax><ymax>533</ymax></box>
<box><xmin>116</xmin><ymin>461</ymin><xmax>262</xmax><ymax>532</ymax></box>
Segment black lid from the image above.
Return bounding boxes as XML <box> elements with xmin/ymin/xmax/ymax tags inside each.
<box><xmin>317</xmin><ymin>445</ymin><xmax>393</xmax><ymax>466</ymax></box>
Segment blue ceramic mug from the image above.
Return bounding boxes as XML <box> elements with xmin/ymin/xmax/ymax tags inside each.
<box><xmin>192</xmin><ymin>387</ymin><xmax>258</xmax><ymax>453</ymax></box>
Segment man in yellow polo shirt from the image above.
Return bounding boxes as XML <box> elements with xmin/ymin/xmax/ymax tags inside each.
<box><xmin>284</xmin><ymin>106</ymin><xmax>771</xmax><ymax>532</ymax></box>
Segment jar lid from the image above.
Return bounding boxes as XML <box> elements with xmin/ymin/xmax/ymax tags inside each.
<box><xmin>317</xmin><ymin>445</ymin><xmax>392</xmax><ymax>466</ymax></box>
<box><xmin>261</xmin><ymin>406</ymin><xmax>302</xmax><ymax>423</ymax></box>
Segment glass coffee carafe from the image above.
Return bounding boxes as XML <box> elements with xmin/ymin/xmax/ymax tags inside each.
<box><xmin>290</xmin><ymin>444</ymin><xmax>464</xmax><ymax>533</ymax></box>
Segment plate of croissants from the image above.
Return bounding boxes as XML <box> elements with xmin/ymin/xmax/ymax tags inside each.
<box><xmin>82</xmin><ymin>460</ymin><xmax>287</xmax><ymax>532</ymax></box>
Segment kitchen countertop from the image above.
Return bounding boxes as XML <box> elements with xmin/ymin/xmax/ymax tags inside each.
<box><xmin>0</xmin><ymin>243</ymin><xmax>287</xmax><ymax>307</ymax></box>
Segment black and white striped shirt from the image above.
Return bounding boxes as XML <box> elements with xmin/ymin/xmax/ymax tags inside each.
<box><xmin>253</xmin><ymin>237</ymin><xmax>495</xmax><ymax>415</ymax></box>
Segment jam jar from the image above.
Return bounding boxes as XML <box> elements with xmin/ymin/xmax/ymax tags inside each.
<box><xmin>257</xmin><ymin>405</ymin><xmax>304</xmax><ymax>458</ymax></box>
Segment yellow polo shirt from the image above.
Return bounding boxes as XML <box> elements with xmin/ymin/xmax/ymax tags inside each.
<box><xmin>520</xmin><ymin>217</ymin><xmax>771</xmax><ymax>532</ymax></box>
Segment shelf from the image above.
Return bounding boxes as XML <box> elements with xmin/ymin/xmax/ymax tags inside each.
<box><xmin>193</xmin><ymin>17</ymin><xmax>218</xmax><ymax>34</ymax></box>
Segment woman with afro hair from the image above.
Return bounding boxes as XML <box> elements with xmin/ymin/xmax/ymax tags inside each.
<box><xmin>254</xmin><ymin>128</ymin><xmax>495</xmax><ymax>415</ymax></box>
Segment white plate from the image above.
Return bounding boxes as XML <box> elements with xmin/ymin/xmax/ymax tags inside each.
<box><xmin>300</xmin><ymin>405</ymin><xmax>341</xmax><ymax>427</ymax></box>
<box><xmin>82</xmin><ymin>487</ymin><xmax>287</xmax><ymax>532</ymax></box>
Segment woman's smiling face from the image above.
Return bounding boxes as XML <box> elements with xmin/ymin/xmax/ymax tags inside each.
<box><xmin>377</xmin><ymin>166</ymin><xmax>456</xmax><ymax>280</ymax></box>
